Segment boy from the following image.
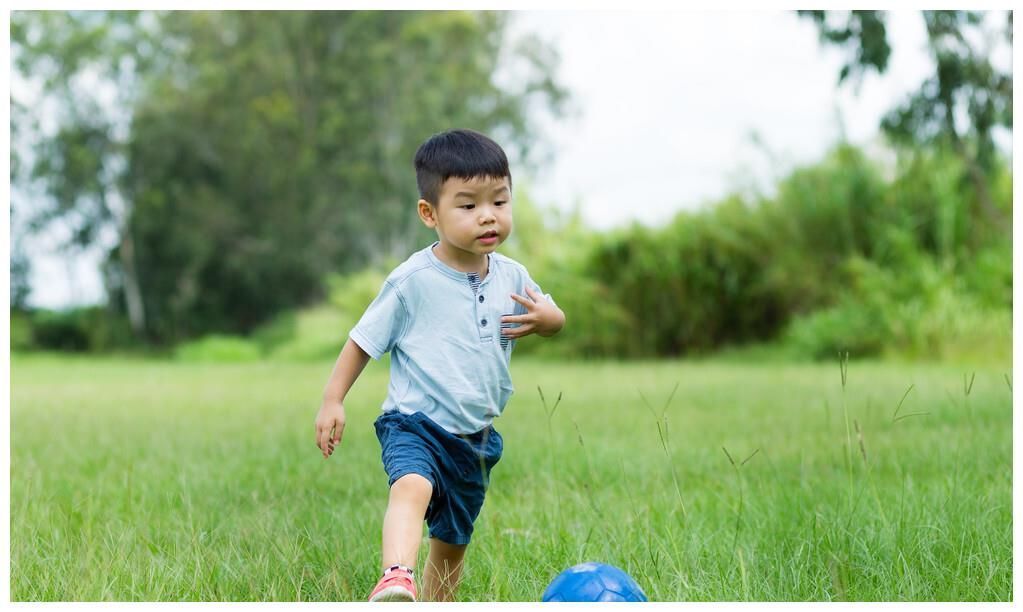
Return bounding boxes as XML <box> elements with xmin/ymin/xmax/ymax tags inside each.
<box><xmin>314</xmin><ymin>129</ymin><xmax>566</xmax><ymax>602</ymax></box>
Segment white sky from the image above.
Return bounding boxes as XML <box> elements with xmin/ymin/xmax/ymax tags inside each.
<box><xmin>512</xmin><ymin>10</ymin><xmax>1010</xmax><ymax>229</ymax></box>
<box><xmin>13</xmin><ymin>10</ymin><xmax>1014</xmax><ymax>308</ymax></box>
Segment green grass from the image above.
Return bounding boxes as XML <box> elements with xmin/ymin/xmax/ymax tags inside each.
<box><xmin>10</xmin><ymin>353</ymin><xmax>1012</xmax><ymax>601</ymax></box>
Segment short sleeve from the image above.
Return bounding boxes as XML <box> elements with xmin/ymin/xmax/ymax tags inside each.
<box><xmin>349</xmin><ymin>280</ymin><xmax>409</xmax><ymax>360</ymax></box>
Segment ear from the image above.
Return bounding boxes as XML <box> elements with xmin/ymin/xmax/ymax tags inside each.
<box><xmin>418</xmin><ymin>199</ymin><xmax>438</xmax><ymax>228</ymax></box>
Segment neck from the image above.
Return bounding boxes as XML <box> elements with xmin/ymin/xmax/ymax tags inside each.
<box><xmin>432</xmin><ymin>242</ymin><xmax>489</xmax><ymax>276</ymax></box>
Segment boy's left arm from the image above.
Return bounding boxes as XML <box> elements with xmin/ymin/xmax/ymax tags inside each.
<box><xmin>501</xmin><ymin>287</ymin><xmax>566</xmax><ymax>339</ymax></box>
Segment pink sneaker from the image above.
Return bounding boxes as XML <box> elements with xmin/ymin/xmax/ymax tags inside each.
<box><xmin>369</xmin><ymin>565</ymin><xmax>417</xmax><ymax>602</ymax></box>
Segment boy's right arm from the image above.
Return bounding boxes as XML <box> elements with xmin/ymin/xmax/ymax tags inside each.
<box><xmin>315</xmin><ymin>337</ymin><xmax>371</xmax><ymax>459</ymax></box>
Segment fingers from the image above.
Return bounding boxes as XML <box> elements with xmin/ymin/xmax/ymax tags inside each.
<box><xmin>323</xmin><ymin>420</ymin><xmax>344</xmax><ymax>457</ymax></box>
<box><xmin>328</xmin><ymin>421</ymin><xmax>343</xmax><ymax>455</ymax></box>
<box><xmin>503</xmin><ymin>289</ymin><xmax>544</xmax><ymax>338</ymax></box>
<box><xmin>509</xmin><ymin>293</ymin><xmax>534</xmax><ymax>308</ymax></box>
<box><xmin>501</xmin><ymin>310</ymin><xmax>536</xmax><ymax>338</ymax></box>
<box><xmin>317</xmin><ymin>425</ymin><xmax>330</xmax><ymax>457</ymax></box>
<box><xmin>501</xmin><ymin>323</ymin><xmax>535</xmax><ymax>339</ymax></box>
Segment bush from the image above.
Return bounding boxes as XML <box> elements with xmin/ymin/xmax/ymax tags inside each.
<box><xmin>782</xmin><ymin>302</ymin><xmax>888</xmax><ymax>360</ymax></box>
<box><xmin>266</xmin><ymin>306</ymin><xmax>351</xmax><ymax>362</ymax></box>
<box><xmin>248</xmin><ymin>266</ymin><xmax>390</xmax><ymax>362</ymax></box>
<box><xmin>580</xmin><ymin>142</ymin><xmax>1011</xmax><ymax>359</ymax></box>
<box><xmin>29</xmin><ymin>310</ymin><xmax>91</xmax><ymax>352</ymax></box>
<box><xmin>960</xmin><ymin>240</ymin><xmax>1012</xmax><ymax>309</ymax></box>
<box><xmin>326</xmin><ymin>267</ymin><xmax>390</xmax><ymax>318</ymax></box>
<box><xmin>174</xmin><ymin>335</ymin><xmax>262</xmax><ymax>362</ymax></box>
<box><xmin>782</xmin><ymin>255</ymin><xmax>1011</xmax><ymax>362</ymax></box>
<box><xmin>10</xmin><ymin>310</ymin><xmax>34</xmax><ymax>351</ymax></box>
<box><xmin>512</xmin><ymin>268</ymin><xmax>635</xmax><ymax>359</ymax></box>
<box><xmin>250</xmin><ymin>310</ymin><xmax>298</xmax><ymax>355</ymax></box>
<box><xmin>586</xmin><ymin>195</ymin><xmax>791</xmax><ymax>357</ymax></box>
<box><xmin>166</xmin><ymin>144</ymin><xmax>1014</xmax><ymax>363</ymax></box>
<box><xmin>26</xmin><ymin>307</ymin><xmax>135</xmax><ymax>352</ymax></box>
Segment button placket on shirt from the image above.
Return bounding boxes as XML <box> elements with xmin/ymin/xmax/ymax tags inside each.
<box><xmin>469</xmin><ymin>268</ymin><xmax>494</xmax><ymax>342</ymax></box>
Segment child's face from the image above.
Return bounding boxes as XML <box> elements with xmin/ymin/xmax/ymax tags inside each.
<box><xmin>419</xmin><ymin>175</ymin><xmax>513</xmax><ymax>260</ymax></box>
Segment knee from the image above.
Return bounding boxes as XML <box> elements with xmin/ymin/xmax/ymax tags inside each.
<box><xmin>391</xmin><ymin>473</ymin><xmax>433</xmax><ymax>500</ymax></box>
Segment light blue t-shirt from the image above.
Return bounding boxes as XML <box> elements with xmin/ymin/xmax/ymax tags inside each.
<box><xmin>349</xmin><ymin>242</ymin><xmax>554</xmax><ymax>434</ymax></box>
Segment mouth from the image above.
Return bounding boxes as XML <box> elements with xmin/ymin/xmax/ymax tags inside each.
<box><xmin>477</xmin><ymin>230</ymin><xmax>499</xmax><ymax>241</ymax></box>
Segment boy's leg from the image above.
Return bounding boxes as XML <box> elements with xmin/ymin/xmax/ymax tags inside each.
<box><xmin>423</xmin><ymin>537</ymin><xmax>468</xmax><ymax>602</ymax></box>
<box><xmin>381</xmin><ymin>473</ymin><xmax>433</xmax><ymax>570</ymax></box>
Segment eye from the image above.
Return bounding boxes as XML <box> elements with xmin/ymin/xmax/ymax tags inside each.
<box><xmin>460</xmin><ymin>203</ymin><xmax>476</xmax><ymax>210</ymax></box>
<box><xmin>495</xmin><ymin>201</ymin><xmax>507</xmax><ymax>206</ymax></box>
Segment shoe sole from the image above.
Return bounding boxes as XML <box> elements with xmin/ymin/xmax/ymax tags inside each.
<box><xmin>369</xmin><ymin>586</ymin><xmax>416</xmax><ymax>602</ymax></box>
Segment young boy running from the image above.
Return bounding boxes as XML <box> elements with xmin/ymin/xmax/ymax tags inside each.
<box><xmin>314</xmin><ymin>129</ymin><xmax>566</xmax><ymax>602</ymax></box>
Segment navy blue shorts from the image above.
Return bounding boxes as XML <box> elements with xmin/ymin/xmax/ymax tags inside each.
<box><xmin>374</xmin><ymin>410</ymin><xmax>504</xmax><ymax>546</ymax></box>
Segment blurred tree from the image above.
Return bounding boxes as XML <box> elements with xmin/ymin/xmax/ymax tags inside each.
<box><xmin>798</xmin><ymin>10</ymin><xmax>1012</xmax><ymax>228</ymax></box>
<box><xmin>12</xmin><ymin>11</ymin><xmax>156</xmax><ymax>334</ymax></box>
<box><xmin>11</xmin><ymin>11</ymin><xmax>567</xmax><ymax>343</ymax></box>
<box><xmin>797</xmin><ymin>10</ymin><xmax>892</xmax><ymax>86</ymax></box>
<box><xmin>10</xmin><ymin>96</ymin><xmax>32</xmax><ymax>311</ymax></box>
<box><xmin>10</xmin><ymin>237</ymin><xmax>32</xmax><ymax>311</ymax></box>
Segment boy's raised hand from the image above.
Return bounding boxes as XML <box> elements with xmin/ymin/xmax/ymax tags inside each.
<box><xmin>315</xmin><ymin>400</ymin><xmax>346</xmax><ymax>459</ymax></box>
<box><xmin>500</xmin><ymin>286</ymin><xmax>566</xmax><ymax>339</ymax></box>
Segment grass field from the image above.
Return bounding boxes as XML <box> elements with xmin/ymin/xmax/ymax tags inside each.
<box><xmin>10</xmin><ymin>353</ymin><xmax>1013</xmax><ymax>601</ymax></box>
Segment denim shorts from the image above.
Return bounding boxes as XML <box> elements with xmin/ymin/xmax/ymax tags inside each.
<box><xmin>374</xmin><ymin>410</ymin><xmax>504</xmax><ymax>546</ymax></box>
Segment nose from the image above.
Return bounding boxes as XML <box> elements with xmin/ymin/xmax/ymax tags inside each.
<box><xmin>479</xmin><ymin>205</ymin><xmax>497</xmax><ymax>224</ymax></box>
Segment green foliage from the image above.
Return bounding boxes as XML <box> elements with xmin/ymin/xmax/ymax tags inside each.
<box><xmin>799</xmin><ymin>10</ymin><xmax>1012</xmax><ymax>168</ymax></box>
<box><xmin>250</xmin><ymin>266</ymin><xmax>389</xmax><ymax>362</ymax></box>
<box><xmin>516</xmin><ymin>265</ymin><xmax>635</xmax><ymax>360</ymax></box>
<box><xmin>799</xmin><ymin>10</ymin><xmax>1012</xmax><ymax>233</ymax></box>
<box><xmin>14</xmin><ymin>10</ymin><xmax>1010</xmax><ymax>364</ymax></box>
<box><xmin>174</xmin><ymin>335</ymin><xmax>262</xmax><ymax>363</ymax></box>
<box><xmin>585</xmin><ymin>193</ymin><xmax>800</xmax><ymax>357</ymax></box>
<box><xmin>961</xmin><ymin>240</ymin><xmax>1012</xmax><ymax>308</ymax></box>
<box><xmin>782</xmin><ymin>302</ymin><xmax>886</xmax><ymax>362</ymax></box>
<box><xmin>582</xmin><ymin>143</ymin><xmax>1010</xmax><ymax>360</ymax></box>
<box><xmin>325</xmin><ymin>267</ymin><xmax>390</xmax><ymax>321</ymax></box>
<box><xmin>155</xmin><ymin>141</ymin><xmax>1012</xmax><ymax>363</ymax></box>
<box><xmin>767</xmin><ymin>145</ymin><xmax>890</xmax><ymax>266</ymax></box>
<box><xmin>18</xmin><ymin>139</ymin><xmax>1009</xmax><ymax>364</ymax></box>
<box><xmin>496</xmin><ymin>189</ymin><xmax>634</xmax><ymax>359</ymax></box>
<box><xmin>12</xmin><ymin>11</ymin><xmax>568</xmax><ymax>344</ymax></box>
<box><xmin>245</xmin><ymin>189</ymin><xmax>633</xmax><ymax>362</ymax></box>
<box><xmin>783</xmin><ymin>256</ymin><xmax>1010</xmax><ymax>362</ymax></box>
<box><xmin>20</xmin><ymin>306</ymin><xmax>135</xmax><ymax>352</ymax></box>
<box><xmin>10</xmin><ymin>241</ymin><xmax>32</xmax><ymax>310</ymax></box>
<box><xmin>884</xmin><ymin>12</ymin><xmax>1012</xmax><ymax>171</ymax></box>
<box><xmin>249</xmin><ymin>311</ymin><xmax>297</xmax><ymax>356</ymax></box>
<box><xmin>797</xmin><ymin>11</ymin><xmax>891</xmax><ymax>83</ymax></box>
<box><xmin>10</xmin><ymin>311</ymin><xmax>34</xmax><ymax>351</ymax></box>
<box><xmin>264</xmin><ymin>306</ymin><xmax>351</xmax><ymax>362</ymax></box>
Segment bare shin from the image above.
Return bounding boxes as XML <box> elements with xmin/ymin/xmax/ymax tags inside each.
<box><xmin>423</xmin><ymin>537</ymin><xmax>468</xmax><ymax>602</ymax></box>
<box><xmin>380</xmin><ymin>474</ymin><xmax>433</xmax><ymax>571</ymax></box>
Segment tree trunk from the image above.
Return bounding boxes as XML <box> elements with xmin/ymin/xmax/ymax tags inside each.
<box><xmin>119</xmin><ymin>220</ymin><xmax>146</xmax><ymax>338</ymax></box>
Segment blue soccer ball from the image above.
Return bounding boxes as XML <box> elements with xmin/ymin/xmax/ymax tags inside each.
<box><xmin>542</xmin><ymin>562</ymin><xmax>648</xmax><ymax>602</ymax></box>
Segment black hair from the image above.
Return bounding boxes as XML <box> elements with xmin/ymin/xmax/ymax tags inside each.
<box><xmin>414</xmin><ymin>128</ymin><xmax>512</xmax><ymax>205</ymax></box>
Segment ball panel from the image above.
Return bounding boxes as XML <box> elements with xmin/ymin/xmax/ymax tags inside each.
<box><xmin>598</xmin><ymin>589</ymin><xmax>626</xmax><ymax>602</ymax></box>
<box><xmin>543</xmin><ymin>562</ymin><xmax>648</xmax><ymax>602</ymax></box>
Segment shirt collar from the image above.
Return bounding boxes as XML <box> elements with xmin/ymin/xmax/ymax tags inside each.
<box><xmin>425</xmin><ymin>241</ymin><xmax>493</xmax><ymax>284</ymax></box>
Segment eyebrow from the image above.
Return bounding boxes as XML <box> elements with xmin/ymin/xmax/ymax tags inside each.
<box><xmin>454</xmin><ymin>186</ymin><xmax>510</xmax><ymax>199</ymax></box>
